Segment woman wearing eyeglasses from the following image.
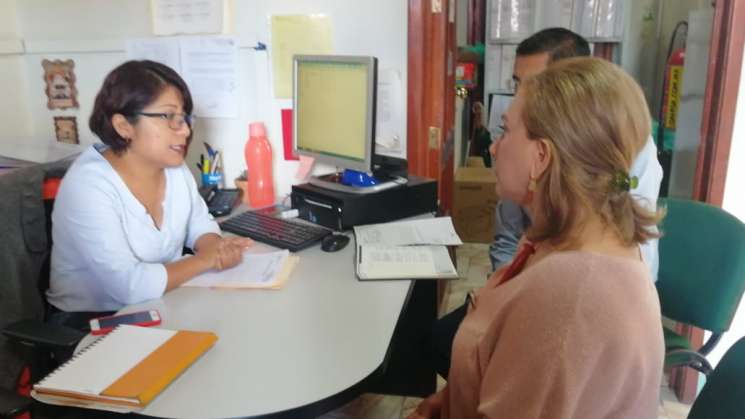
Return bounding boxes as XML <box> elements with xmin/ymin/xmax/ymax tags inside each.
<box><xmin>47</xmin><ymin>60</ymin><xmax>252</xmax><ymax>326</ymax></box>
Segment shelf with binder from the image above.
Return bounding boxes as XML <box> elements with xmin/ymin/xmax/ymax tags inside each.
<box><xmin>486</xmin><ymin>0</ymin><xmax>625</xmax><ymax>44</ymax></box>
<box><xmin>482</xmin><ymin>0</ymin><xmax>627</xmax><ymax>121</ymax></box>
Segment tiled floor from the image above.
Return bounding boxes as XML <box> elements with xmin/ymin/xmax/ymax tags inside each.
<box><xmin>320</xmin><ymin>243</ymin><xmax>692</xmax><ymax>419</ymax></box>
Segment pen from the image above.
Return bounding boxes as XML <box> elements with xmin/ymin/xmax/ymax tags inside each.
<box><xmin>211</xmin><ymin>151</ymin><xmax>220</xmax><ymax>174</ymax></box>
<box><xmin>204</xmin><ymin>142</ymin><xmax>215</xmax><ymax>159</ymax></box>
<box><xmin>214</xmin><ymin>155</ymin><xmax>223</xmax><ymax>175</ymax></box>
<box><xmin>203</xmin><ymin>158</ymin><xmax>210</xmax><ymax>175</ymax></box>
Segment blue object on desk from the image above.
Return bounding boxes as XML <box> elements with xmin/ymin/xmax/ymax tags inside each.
<box><xmin>202</xmin><ymin>172</ymin><xmax>223</xmax><ymax>187</ymax></box>
<box><xmin>341</xmin><ymin>169</ymin><xmax>381</xmax><ymax>187</ymax></box>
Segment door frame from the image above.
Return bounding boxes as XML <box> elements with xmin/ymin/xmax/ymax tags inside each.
<box><xmin>407</xmin><ymin>0</ymin><xmax>456</xmax><ymax>215</ymax></box>
<box><xmin>672</xmin><ymin>0</ymin><xmax>745</xmax><ymax>403</ymax></box>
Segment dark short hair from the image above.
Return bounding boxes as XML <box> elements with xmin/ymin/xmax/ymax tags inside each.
<box><xmin>89</xmin><ymin>60</ymin><xmax>193</xmax><ymax>154</ymax></box>
<box><xmin>516</xmin><ymin>27</ymin><xmax>591</xmax><ymax>62</ymax></box>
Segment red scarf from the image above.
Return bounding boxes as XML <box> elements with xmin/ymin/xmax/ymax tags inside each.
<box><xmin>496</xmin><ymin>242</ymin><xmax>536</xmax><ymax>286</ymax></box>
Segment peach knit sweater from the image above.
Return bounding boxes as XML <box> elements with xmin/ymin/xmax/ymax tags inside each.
<box><xmin>443</xmin><ymin>251</ymin><xmax>664</xmax><ymax>419</ymax></box>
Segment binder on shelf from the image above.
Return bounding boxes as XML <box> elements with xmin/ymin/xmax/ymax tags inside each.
<box><xmin>32</xmin><ymin>325</ymin><xmax>217</xmax><ymax>413</ymax></box>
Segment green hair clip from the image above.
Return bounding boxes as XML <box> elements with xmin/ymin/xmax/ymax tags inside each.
<box><xmin>612</xmin><ymin>172</ymin><xmax>639</xmax><ymax>192</ymax></box>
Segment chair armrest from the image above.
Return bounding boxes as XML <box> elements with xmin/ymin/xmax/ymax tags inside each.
<box><xmin>0</xmin><ymin>388</ymin><xmax>32</xmax><ymax>419</ymax></box>
<box><xmin>665</xmin><ymin>349</ymin><xmax>714</xmax><ymax>376</ymax></box>
<box><xmin>2</xmin><ymin>319</ymin><xmax>84</xmax><ymax>350</ymax></box>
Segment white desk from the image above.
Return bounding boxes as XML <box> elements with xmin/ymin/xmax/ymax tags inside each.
<box><xmin>78</xmin><ymin>241</ymin><xmax>415</xmax><ymax>419</ymax></box>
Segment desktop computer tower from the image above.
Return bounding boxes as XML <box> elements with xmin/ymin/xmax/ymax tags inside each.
<box><xmin>291</xmin><ymin>176</ymin><xmax>438</xmax><ymax>230</ymax></box>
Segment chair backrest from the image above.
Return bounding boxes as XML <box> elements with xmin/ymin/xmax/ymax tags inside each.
<box><xmin>0</xmin><ymin>157</ymin><xmax>72</xmax><ymax>392</ymax></box>
<box><xmin>687</xmin><ymin>336</ymin><xmax>745</xmax><ymax>419</ymax></box>
<box><xmin>657</xmin><ymin>198</ymin><xmax>745</xmax><ymax>333</ymax></box>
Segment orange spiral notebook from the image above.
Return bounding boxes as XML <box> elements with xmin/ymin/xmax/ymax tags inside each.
<box><xmin>32</xmin><ymin>325</ymin><xmax>217</xmax><ymax>413</ymax></box>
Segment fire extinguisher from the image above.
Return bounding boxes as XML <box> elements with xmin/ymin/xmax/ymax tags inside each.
<box><xmin>661</xmin><ymin>48</ymin><xmax>685</xmax><ymax>132</ymax></box>
<box><xmin>657</xmin><ymin>20</ymin><xmax>688</xmax><ymax>197</ymax></box>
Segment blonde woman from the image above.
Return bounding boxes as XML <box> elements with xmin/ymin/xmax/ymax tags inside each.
<box><xmin>410</xmin><ymin>57</ymin><xmax>664</xmax><ymax>419</ymax></box>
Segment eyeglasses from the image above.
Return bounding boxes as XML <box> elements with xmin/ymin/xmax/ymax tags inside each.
<box><xmin>135</xmin><ymin>112</ymin><xmax>193</xmax><ymax>130</ymax></box>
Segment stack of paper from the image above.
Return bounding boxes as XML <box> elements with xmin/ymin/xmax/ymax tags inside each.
<box><xmin>354</xmin><ymin>217</ymin><xmax>462</xmax><ymax>280</ymax></box>
<box><xmin>183</xmin><ymin>249</ymin><xmax>299</xmax><ymax>289</ymax></box>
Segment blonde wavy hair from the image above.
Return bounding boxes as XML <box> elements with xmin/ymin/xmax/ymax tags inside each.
<box><xmin>521</xmin><ymin>57</ymin><xmax>663</xmax><ymax>248</ymax></box>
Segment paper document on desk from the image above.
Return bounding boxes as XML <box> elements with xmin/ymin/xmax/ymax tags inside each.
<box><xmin>183</xmin><ymin>250</ymin><xmax>298</xmax><ymax>289</ymax></box>
<box><xmin>354</xmin><ymin>217</ymin><xmax>461</xmax><ymax>281</ymax></box>
<box><xmin>354</xmin><ymin>217</ymin><xmax>463</xmax><ymax>246</ymax></box>
<box><xmin>356</xmin><ymin>245</ymin><xmax>458</xmax><ymax>280</ymax></box>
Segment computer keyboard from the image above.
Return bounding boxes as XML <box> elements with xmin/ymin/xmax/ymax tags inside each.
<box><xmin>219</xmin><ymin>210</ymin><xmax>332</xmax><ymax>252</ymax></box>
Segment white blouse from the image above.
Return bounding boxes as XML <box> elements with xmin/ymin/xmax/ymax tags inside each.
<box><xmin>47</xmin><ymin>144</ymin><xmax>220</xmax><ymax>312</ymax></box>
<box><xmin>631</xmin><ymin>136</ymin><xmax>663</xmax><ymax>280</ymax></box>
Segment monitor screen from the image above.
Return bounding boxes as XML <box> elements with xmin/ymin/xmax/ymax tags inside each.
<box><xmin>293</xmin><ymin>55</ymin><xmax>376</xmax><ymax>173</ymax></box>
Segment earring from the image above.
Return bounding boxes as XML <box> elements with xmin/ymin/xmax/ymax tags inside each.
<box><xmin>525</xmin><ymin>175</ymin><xmax>537</xmax><ymax>203</ymax></box>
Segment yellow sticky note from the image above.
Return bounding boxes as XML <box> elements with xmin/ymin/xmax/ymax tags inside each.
<box><xmin>270</xmin><ymin>14</ymin><xmax>334</xmax><ymax>98</ymax></box>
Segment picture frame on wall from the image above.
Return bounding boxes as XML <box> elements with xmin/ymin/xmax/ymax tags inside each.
<box><xmin>54</xmin><ymin>116</ymin><xmax>79</xmax><ymax>145</ymax></box>
<box><xmin>42</xmin><ymin>59</ymin><xmax>79</xmax><ymax>110</ymax></box>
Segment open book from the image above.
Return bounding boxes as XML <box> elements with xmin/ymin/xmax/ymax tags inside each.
<box><xmin>183</xmin><ymin>249</ymin><xmax>299</xmax><ymax>289</ymax></box>
<box><xmin>354</xmin><ymin>217</ymin><xmax>462</xmax><ymax>280</ymax></box>
<box><xmin>32</xmin><ymin>325</ymin><xmax>217</xmax><ymax>413</ymax></box>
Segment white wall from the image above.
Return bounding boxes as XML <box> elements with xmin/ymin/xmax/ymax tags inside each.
<box><xmin>0</xmin><ymin>0</ymin><xmax>19</xmax><ymax>38</ymax></box>
<box><xmin>667</xmin><ymin>8</ymin><xmax>712</xmax><ymax>198</ymax></box>
<box><xmin>3</xmin><ymin>0</ymin><xmax>408</xmax><ymax>200</ymax></box>
<box><xmin>456</xmin><ymin>0</ymin><xmax>468</xmax><ymax>47</ymax></box>
<box><xmin>0</xmin><ymin>0</ymin><xmax>32</xmax><ymax>140</ymax></box>
<box><xmin>713</xmin><ymin>44</ymin><xmax>745</xmax><ymax>368</ymax></box>
<box><xmin>230</xmin><ymin>0</ymin><xmax>408</xmax><ymax>198</ymax></box>
<box><xmin>620</xmin><ymin>0</ymin><xmax>660</xmax><ymax>106</ymax></box>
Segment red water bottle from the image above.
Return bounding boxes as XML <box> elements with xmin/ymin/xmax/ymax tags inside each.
<box><xmin>244</xmin><ymin>122</ymin><xmax>275</xmax><ymax>208</ymax></box>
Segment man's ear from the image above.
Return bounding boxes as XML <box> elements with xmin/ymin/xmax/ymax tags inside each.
<box><xmin>111</xmin><ymin>114</ymin><xmax>134</xmax><ymax>140</ymax></box>
<box><xmin>532</xmin><ymin>138</ymin><xmax>552</xmax><ymax>178</ymax></box>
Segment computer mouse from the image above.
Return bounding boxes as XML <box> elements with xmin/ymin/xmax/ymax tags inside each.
<box><xmin>321</xmin><ymin>234</ymin><xmax>350</xmax><ymax>252</ymax></box>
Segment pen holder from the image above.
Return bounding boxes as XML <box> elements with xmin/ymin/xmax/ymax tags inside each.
<box><xmin>202</xmin><ymin>172</ymin><xmax>223</xmax><ymax>188</ymax></box>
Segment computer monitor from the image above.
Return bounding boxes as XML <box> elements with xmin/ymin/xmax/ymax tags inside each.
<box><xmin>293</xmin><ymin>55</ymin><xmax>377</xmax><ymax>174</ymax></box>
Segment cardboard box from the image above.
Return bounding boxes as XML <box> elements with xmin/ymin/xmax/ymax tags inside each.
<box><xmin>453</xmin><ymin>167</ymin><xmax>499</xmax><ymax>243</ymax></box>
<box><xmin>465</xmin><ymin>156</ymin><xmax>486</xmax><ymax>168</ymax></box>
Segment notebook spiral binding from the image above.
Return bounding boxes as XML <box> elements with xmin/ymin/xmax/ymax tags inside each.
<box><xmin>37</xmin><ymin>326</ymin><xmax>121</xmax><ymax>386</ymax></box>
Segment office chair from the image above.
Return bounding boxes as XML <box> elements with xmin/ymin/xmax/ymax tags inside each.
<box><xmin>0</xmin><ymin>159</ymin><xmax>85</xmax><ymax>419</ymax></box>
<box><xmin>686</xmin><ymin>336</ymin><xmax>745</xmax><ymax>419</ymax></box>
<box><xmin>657</xmin><ymin>198</ymin><xmax>745</xmax><ymax>376</ymax></box>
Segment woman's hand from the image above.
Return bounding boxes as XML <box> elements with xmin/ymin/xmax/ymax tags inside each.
<box><xmin>196</xmin><ymin>236</ymin><xmax>253</xmax><ymax>271</ymax></box>
<box><xmin>406</xmin><ymin>390</ymin><xmax>445</xmax><ymax>419</ymax></box>
<box><xmin>164</xmin><ymin>235</ymin><xmax>253</xmax><ymax>292</ymax></box>
<box><xmin>215</xmin><ymin>237</ymin><xmax>254</xmax><ymax>270</ymax></box>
